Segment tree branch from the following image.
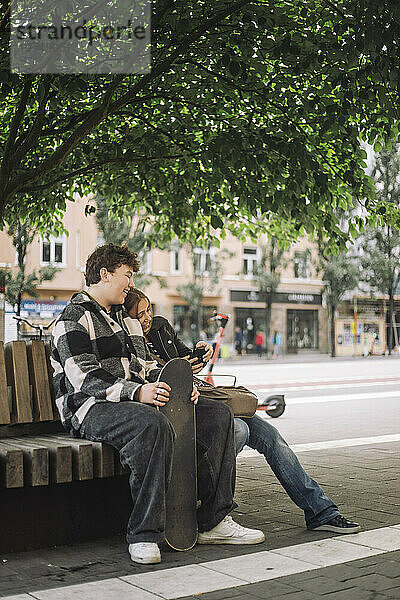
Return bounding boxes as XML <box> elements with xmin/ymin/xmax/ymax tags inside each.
<box><xmin>0</xmin><ymin>79</ymin><xmax>32</xmax><ymax>187</ymax></box>
<box><xmin>12</xmin><ymin>80</ymin><xmax>52</xmax><ymax>169</ymax></box>
<box><xmin>5</xmin><ymin>0</ymin><xmax>251</xmax><ymax>201</ymax></box>
<box><xmin>6</xmin><ymin>75</ymin><xmax>125</xmax><ymax>197</ymax></box>
<box><xmin>18</xmin><ymin>151</ymin><xmax>203</xmax><ymax>193</ymax></box>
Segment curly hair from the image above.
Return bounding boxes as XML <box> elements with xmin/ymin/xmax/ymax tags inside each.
<box><xmin>124</xmin><ymin>288</ymin><xmax>150</xmax><ymax>317</ymax></box>
<box><xmin>85</xmin><ymin>243</ymin><xmax>140</xmax><ymax>286</ymax></box>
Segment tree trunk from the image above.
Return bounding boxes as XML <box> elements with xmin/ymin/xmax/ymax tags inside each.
<box><xmin>330</xmin><ymin>303</ymin><xmax>336</xmax><ymax>357</ymax></box>
<box><xmin>388</xmin><ymin>290</ymin><xmax>394</xmax><ymax>355</ymax></box>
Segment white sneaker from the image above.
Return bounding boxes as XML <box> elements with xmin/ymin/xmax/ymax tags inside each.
<box><xmin>129</xmin><ymin>542</ymin><xmax>161</xmax><ymax>564</ymax></box>
<box><xmin>197</xmin><ymin>516</ymin><xmax>265</xmax><ymax>545</ymax></box>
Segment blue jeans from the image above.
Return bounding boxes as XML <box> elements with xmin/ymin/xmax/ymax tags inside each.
<box><xmin>233</xmin><ymin>415</ymin><xmax>339</xmax><ymax>529</ymax></box>
<box><xmin>80</xmin><ymin>397</ymin><xmax>237</xmax><ymax>544</ymax></box>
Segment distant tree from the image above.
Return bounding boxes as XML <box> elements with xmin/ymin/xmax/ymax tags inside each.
<box><xmin>251</xmin><ymin>238</ymin><xmax>285</xmax><ymax>356</ymax></box>
<box><xmin>94</xmin><ymin>196</ymin><xmax>164</xmax><ymax>290</ymax></box>
<box><xmin>319</xmin><ymin>252</ymin><xmax>359</xmax><ymax>357</ymax></box>
<box><xmin>0</xmin><ymin>221</ymin><xmax>58</xmax><ymax>337</ymax></box>
<box><xmin>177</xmin><ymin>244</ymin><xmax>232</xmax><ymax>344</ymax></box>
<box><xmin>359</xmin><ymin>146</ymin><xmax>400</xmax><ymax>354</ymax></box>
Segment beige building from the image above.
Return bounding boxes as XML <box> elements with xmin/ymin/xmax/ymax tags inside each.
<box><xmin>0</xmin><ymin>198</ymin><xmax>328</xmax><ymax>353</ymax></box>
<box><xmin>145</xmin><ymin>234</ymin><xmax>328</xmax><ymax>354</ymax></box>
<box><xmin>0</xmin><ymin>195</ymin><xmax>97</xmax><ymax>341</ymax></box>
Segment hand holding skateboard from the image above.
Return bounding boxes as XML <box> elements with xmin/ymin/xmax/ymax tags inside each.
<box><xmin>139</xmin><ymin>382</ymin><xmax>198</xmax><ymax>406</ymax></box>
<box><xmin>139</xmin><ymin>382</ymin><xmax>171</xmax><ymax>406</ymax></box>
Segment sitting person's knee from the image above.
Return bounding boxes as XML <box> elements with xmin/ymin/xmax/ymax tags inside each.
<box><xmin>234</xmin><ymin>418</ymin><xmax>249</xmax><ymax>455</ymax></box>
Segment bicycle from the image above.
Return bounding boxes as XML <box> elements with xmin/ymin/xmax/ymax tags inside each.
<box><xmin>13</xmin><ymin>315</ymin><xmax>57</xmax><ymax>341</ymax></box>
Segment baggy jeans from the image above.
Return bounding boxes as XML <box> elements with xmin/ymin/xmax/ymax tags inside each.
<box><xmin>233</xmin><ymin>414</ymin><xmax>339</xmax><ymax>529</ymax></box>
<box><xmin>80</xmin><ymin>397</ymin><xmax>237</xmax><ymax>544</ymax></box>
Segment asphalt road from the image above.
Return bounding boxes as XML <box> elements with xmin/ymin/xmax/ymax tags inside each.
<box><xmin>211</xmin><ymin>356</ymin><xmax>400</xmax><ymax>446</ymax></box>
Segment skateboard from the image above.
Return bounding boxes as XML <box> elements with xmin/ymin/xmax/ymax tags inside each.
<box><xmin>158</xmin><ymin>358</ymin><xmax>197</xmax><ymax>551</ymax></box>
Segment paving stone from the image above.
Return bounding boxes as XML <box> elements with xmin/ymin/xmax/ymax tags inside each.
<box><xmin>272</xmin><ymin>592</ymin><xmax>318</xmax><ymax>600</ymax></box>
<box><xmin>185</xmin><ymin>587</ymin><xmax>247</xmax><ymax>599</ymax></box>
<box><xmin>0</xmin><ymin>594</ymin><xmax>32</xmax><ymax>600</ymax></box>
<box><xmin>294</xmin><ymin>575</ymin><xmax>354</xmax><ymax>594</ymax></box>
<box><xmin>322</xmin><ymin>590</ymin><xmax>388</xmax><ymax>600</ymax></box>
<box><xmin>375</xmin><ymin>562</ymin><xmax>400</xmax><ymax>579</ymax></box>
<box><xmin>379</xmin><ymin>586</ymin><xmax>400</xmax><ymax>598</ymax></box>
<box><xmin>348</xmin><ymin>573</ymin><xmax>400</xmax><ymax>592</ymax></box>
<box><xmin>237</xmin><ymin>580</ymin><xmax>297</xmax><ymax>597</ymax></box>
<box><xmin>318</xmin><ymin>563</ymin><xmax>376</xmax><ymax>581</ymax></box>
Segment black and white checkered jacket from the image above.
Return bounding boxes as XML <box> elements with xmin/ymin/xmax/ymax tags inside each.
<box><xmin>51</xmin><ymin>292</ymin><xmax>160</xmax><ymax>435</ymax></box>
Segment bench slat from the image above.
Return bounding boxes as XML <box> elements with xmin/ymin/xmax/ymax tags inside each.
<box><xmin>92</xmin><ymin>442</ymin><xmax>115</xmax><ymax>478</ymax></box>
<box><xmin>0</xmin><ymin>444</ymin><xmax>24</xmax><ymax>488</ymax></box>
<box><xmin>27</xmin><ymin>341</ymin><xmax>54</xmax><ymax>422</ymax></box>
<box><xmin>44</xmin><ymin>342</ymin><xmax>58</xmax><ymax>419</ymax></box>
<box><xmin>2</xmin><ymin>438</ymin><xmax>49</xmax><ymax>487</ymax></box>
<box><xmin>0</xmin><ymin>342</ymin><xmax>10</xmax><ymax>425</ymax></box>
<box><xmin>4</xmin><ymin>342</ymin><xmax>32</xmax><ymax>424</ymax></box>
<box><xmin>45</xmin><ymin>435</ymin><xmax>94</xmax><ymax>481</ymax></box>
<box><xmin>30</xmin><ymin>436</ymin><xmax>73</xmax><ymax>483</ymax></box>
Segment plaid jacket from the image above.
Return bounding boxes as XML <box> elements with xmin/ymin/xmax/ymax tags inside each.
<box><xmin>51</xmin><ymin>292</ymin><xmax>160</xmax><ymax>435</ymax></box>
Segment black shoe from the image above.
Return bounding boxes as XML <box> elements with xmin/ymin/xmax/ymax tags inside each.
<box><xmin>312</xmin><ymin>515</ymin><xmax>361</xmax><ymax>534</ymax></box>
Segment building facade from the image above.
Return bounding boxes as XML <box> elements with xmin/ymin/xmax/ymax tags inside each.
<box><xmin>0</xmin><ymin>200</ymin><xmax>328</xmax><ymax>353</ymax></box>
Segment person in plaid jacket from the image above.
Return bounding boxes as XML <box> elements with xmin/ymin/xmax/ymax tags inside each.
<box><xmin>51</xmin><ymin>243</ymin><xmax>264</xmax><ymax>565</ymax></box>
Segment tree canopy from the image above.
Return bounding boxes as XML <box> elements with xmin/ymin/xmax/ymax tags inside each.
<box><xmin>1</xmin><ymin>0</ymin><xmax>400</xmax><ymax>248</ymax></box>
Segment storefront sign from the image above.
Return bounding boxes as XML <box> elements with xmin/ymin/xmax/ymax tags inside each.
<box><xmin>21</xmin><ymin>300</ymin><xmax>68</xmax><ymax>315</ymax></box>
<box><xmin>230</xmin><ymin>290</ymin><xmax>322</xmax><ymax>305</ymax></box>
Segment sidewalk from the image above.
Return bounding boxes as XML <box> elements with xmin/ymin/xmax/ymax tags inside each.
<box><xmin>1</xmin><ymin>439</ymin><xmax>399</xmax><ymax>599</ymax></box>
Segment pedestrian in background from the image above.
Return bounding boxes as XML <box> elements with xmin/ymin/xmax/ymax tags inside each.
<box><xmin>234</xmin><ymin>326</ymin><xmax>243</xmax><ymax>356</ymax></box>
<box><xmin>273</xmin><ymin>331</ymin><xmax>282</xmax><ymax>358</ymax></box>
<box><xmin>255</xmin><ymin>330</ymin><xmax>264</xmax><ymax>358</ymax></box>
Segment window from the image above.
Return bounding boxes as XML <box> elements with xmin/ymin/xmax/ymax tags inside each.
<box><xmin>40</xmin><ymin>235</ymin><xmax>66</xmax><ymax>267</ymax></box>
<box><xmin>170</xmin><ymin>246</ymin><xmax>182</xmax><ymax>274</ymax></box>
<box><xmin>294</xmin><ymin>251</ymin><xmax>311</xmax><ymax>279</ymax></box>
<box><xmin>193</xmin><ymin>247</ymin><xmax>213</xmax><ymax>275</ymax></box>
<box><xmin>138</xmin><ymin>250</ymin><xmax>152</xmax><ymax>274</ymax></box>
<box><xmin>243</xmin><ymin>247</ymin><xmax>258</xmax><ymax>277</ymax></box>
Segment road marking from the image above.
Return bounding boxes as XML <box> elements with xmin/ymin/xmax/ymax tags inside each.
<box><xmin>239</xmin><ymin>433</ymin><xmax>400</xmax><ymax>458</ymax></box>
<box><xmin>251</xmin><ymin>380</ymin><xmax>400</xmax><ymax>393</ymax></box>
<box><xmin>246</xmin><ymin>375</ymin><xmax>400</xmax><ymax>390</ymax></box>
<box><xmin>19</xmin><ymin>525</ymin><xmax>400</xmax><ymax>600</ymax></box>
<box><xmin>256</xmin><ymin>389</ymin><xmax>400</xmax><ymax>404</ymax></box>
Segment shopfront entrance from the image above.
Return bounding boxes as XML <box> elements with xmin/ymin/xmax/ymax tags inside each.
<box><xmin>287</xmin><ymin>309</ymin><xmax>319</xmax><ymax>351</ymax></box>
<box><xmin>234</xmin><ymin>307</ymin><xmax>266</xmax><ymax>353</ymax></box>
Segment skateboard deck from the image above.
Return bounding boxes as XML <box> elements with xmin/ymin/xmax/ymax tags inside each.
<box><xmin>159</xmin><ymin>358</ymin><xmax>197</xmax><ymax>551</ymax></box>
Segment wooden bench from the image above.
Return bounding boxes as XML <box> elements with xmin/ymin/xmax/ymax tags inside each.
<box><xmin>0</xmin><ymin>340</ymin><xmax>132</xmax><ymax>552</ymax></box>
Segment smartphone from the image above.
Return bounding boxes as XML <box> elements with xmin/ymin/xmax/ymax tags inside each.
<box><xmin>191</xmin><ymin>346</ymin><xmax>207</xmax><ymax>362</ymax></box>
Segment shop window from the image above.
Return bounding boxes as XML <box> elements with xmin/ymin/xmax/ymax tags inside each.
<box><xmin>193</xmin><ymin>247</ymin><xmax>213</xmax><ymax>275</ymax></box>
<box><xmin>40</xmin><ymin>235</ymin><xmax>66</xmax><ymax>267</ymax></box>
<box><xmin>243</xmin><ymin>247</ymin><xmax>258</xmax><ymax>277</ymax></box>
<box><xmin>287</xmin><ymin>309</ymin><xmax>318</xmax><ymax>350</ymax></box>
<box><xmin>173</xmin><ymin>304</ymin><xmax>217</xmax><ymax>344</ymax></box>
<box><xmin>294</xmin><ymin>251</ymin><xmax>311</xmax><ymax>279</ymax></box>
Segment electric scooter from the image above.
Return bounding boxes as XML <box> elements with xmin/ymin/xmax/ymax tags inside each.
<box><xmin>204</xmin><ymin>312</ymin><xmax>286</xmax><ymax>418</ymax></box>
